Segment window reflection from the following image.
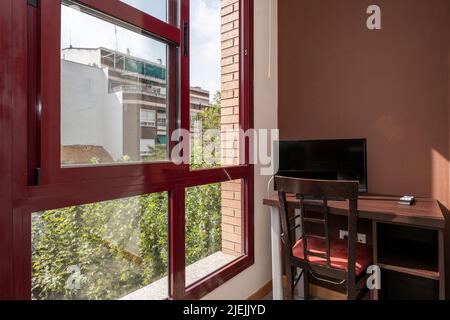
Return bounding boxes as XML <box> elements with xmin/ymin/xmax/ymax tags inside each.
<box><xmin>61</xmin><ymin>2</ymin><xmax>170</xmax><ymax>166</ymax></box>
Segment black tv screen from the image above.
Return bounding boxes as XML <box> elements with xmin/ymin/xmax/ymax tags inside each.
<box><xmin>277</xmin><ymin>139</ymin><xmax>368</xmax><ymax>193</ymax></box>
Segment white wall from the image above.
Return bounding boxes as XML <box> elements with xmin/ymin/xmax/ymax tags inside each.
<box><xmin>102</xmin><ymin>84</ymin><xmax>124</xmax><ymax>160</ymax></box>
<box><xmin>61</xmin><ymin>60</ymin><xmax>124</xmax><ymax>160</ymax></box>
<box><xmin>203</xmin><ymin>0</ymin><xmax>278</xmax><ymax>300</ymax></box>
<box><xmin>62</xmin><ymin>48</ymin><xmax>102</xmax><ymax>67</ymax></box>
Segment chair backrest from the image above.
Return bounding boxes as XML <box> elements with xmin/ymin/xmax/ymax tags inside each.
<box><xmin>275</xmin><ymin>176</ymin><xmax>359</xmax><ymax>276</ymax></box>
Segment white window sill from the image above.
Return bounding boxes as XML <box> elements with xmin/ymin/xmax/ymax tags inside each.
<box><xmin>120</xmin><ymin>251</ymin><xmax>238</xmax><ymax>300</ymax></box>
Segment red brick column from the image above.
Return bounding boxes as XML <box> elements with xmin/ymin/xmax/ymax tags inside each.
<box><xmin>221</xmin><ymin>0</ymin><xmax>242</xmax><ymax>256</ymax></box>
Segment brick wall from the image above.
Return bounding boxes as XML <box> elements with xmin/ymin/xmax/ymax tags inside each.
<box><xmin>221</xmin><ymin>0</ymin><xmax>242</xmax><ymax>256</ymax></box>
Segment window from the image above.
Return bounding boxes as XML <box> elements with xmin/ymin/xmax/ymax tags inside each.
<box><xmin>60</xmin><ymin>1</ymin><xmax>170</xmax><ymax>166</ymax></box>
<box><xmin>140</xmin><ymin>109</ymin><xmax>157</xmax><ymax>128</ymax></box>
<box><xmin>119</xmin><ymin>0</ymin><xmax>175</xmax><ymax>24</ymax></box>
<box><xmin>190</xmin><ymin>0</ymin><xmax>241</xmax><ymax>169</ymax></box>
<box><xmin>140</xmin><ymin>139</ymin><xmax>156</xmax><ymax>156</ymax></box>
<box><xmin>32</xmin><ymin>193</ymin><xmax>169</xmax><ymax>300</ymax></box>
<box><xmin>157</xmin><ymin>113</ymin><xmax>167</xmax><ymax>128</ymax></box>
<box><xmin>2</xmin><ymin>0</ymin><xmax>253</xmax><ymax>300</ymax></box>
<box><xmin>185</xmin><ymin>180</ymin><xmax>244</xmax><ymax>287</ymax></box>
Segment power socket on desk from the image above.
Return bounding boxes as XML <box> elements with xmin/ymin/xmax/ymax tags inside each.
<box><xmin>339</xmin><ymin>230</ymin><xmax>349</xmax><ymax>240</ymax></box>
<box><xmin>357</xmin><ymin>233</ymin><xmax>367</xmax><ymax>244</ymax></box>
<box><xmin>339</xmin><ymin>230</ymin><xmax>367</xmax><ymax>244</ymax></box>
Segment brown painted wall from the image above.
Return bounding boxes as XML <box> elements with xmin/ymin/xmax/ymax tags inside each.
<box><xmin>278</xmin><ymin>0</ymin><xmax>450</xmax><ymax>206</ymax></box>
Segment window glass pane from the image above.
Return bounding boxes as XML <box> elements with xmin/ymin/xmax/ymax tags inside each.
<box><xmin>61</xmin><ymin>1</ymin><xmax>172</xmax><ymax>167</ymax></box>
<box><xmin>32</xmin><ymin>193</ymin><xmax>169</xmax><ymax>300</ymax></box>
<box><xmin>140</xmin><ymin>109</ymin><xmax>156</xmax><ymax>127</ymax></box>
<box><xmin>190</xmin><ymin>0</ymin><xmax>240</xmax><ymax>169</ymax></box>
<box><xmin>119</xmin><ymin>0</ymin><xmax>176</xmax><ymax>24</ymax></box>
<box><xmin>185</xmin><ymin>179</ymin><xmax>245</xmax><ymax>287</ymax></box>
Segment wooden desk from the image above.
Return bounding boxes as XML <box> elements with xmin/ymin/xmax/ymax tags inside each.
<box><xmin>263</xmin><ymin>194</ymin><xmax>446</xmax><ymax>300</ymax></box>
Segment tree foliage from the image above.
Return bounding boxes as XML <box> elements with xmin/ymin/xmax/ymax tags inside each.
<box><xmin>32</xmin><ymin>193</ymin><xmax>169</xmax><ymax>300</ymax></box>
<box><xmin>191</xmin><ymin>91</ymin><xmax>222</xmax><ymax>169</ymax></box>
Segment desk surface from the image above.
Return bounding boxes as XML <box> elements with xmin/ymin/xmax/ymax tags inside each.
<box><xmin>263</xmin><ymin>194</ymin><xmax>445</xmax><ymax>230</ymax></box>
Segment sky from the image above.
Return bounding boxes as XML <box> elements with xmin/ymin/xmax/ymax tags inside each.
<box><xmin>61</xmin><ymin>0</ymin><xmax>221</xmax><ymax>99</ymax></box>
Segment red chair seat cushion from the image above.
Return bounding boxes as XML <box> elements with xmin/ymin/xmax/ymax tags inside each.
<box><xmin>292</xmin><ymin>238</ymin><xmax>372</xmax><ymax>276</ymax></box>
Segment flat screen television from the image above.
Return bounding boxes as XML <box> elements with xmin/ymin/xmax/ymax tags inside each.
<box><xmin>277</xmin><ymin>139</ymin><xmax>368</xmax><ymax>193</ymax></box>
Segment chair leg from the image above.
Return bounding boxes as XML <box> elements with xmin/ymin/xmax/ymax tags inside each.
<box><xmin>347</xmin><ymin>278</ymin><xmax>356</xmax><ymax>300</ymax></box>
<box><xmin>303</xmin><ymin>269</ymin><xmax>310</xmax><ymax>300</ymax></box>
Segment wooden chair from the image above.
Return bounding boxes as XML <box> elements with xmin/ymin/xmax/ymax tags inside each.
<box><xmin>275</xmin><ymin>176</ymin><xmax>372</xmax><ymax>300</ymax></box>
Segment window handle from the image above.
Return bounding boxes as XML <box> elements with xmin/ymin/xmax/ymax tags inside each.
<box><xmin>183</xmin><ymin>20</ymin><xmax>189</xmax><ymax>57</ymax></box>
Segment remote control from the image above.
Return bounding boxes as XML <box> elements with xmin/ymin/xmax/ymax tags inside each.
<box><xmin>399</xmin><ymin>196</ymin><xmax>415</xmax><ymax>206</ymax></box>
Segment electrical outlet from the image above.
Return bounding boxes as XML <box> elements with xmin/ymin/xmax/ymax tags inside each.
<box><xmin>357</xmin><ymin>233</ymin><xmax>367</xmax><ymax>244</ymax></box>
<box><xmin>339</xmin><ymin>230</ymin><xmax>349</xmax><ymax>240</ymax></box>
<box><xmin>339</xmin><ymin>230</ymin><xmax>367</xmax><ymax>244</ymax></box>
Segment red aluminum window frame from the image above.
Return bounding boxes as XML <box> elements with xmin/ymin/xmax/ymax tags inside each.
<box><xmin>0</xmin><ymin>0</ymin><xmax>254</xmax><ymax>300</ymax></box>
<box><xmin>40</xmin><ymin>0</ymin><xmax>185</xmax><ymax>185</ymax></box>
